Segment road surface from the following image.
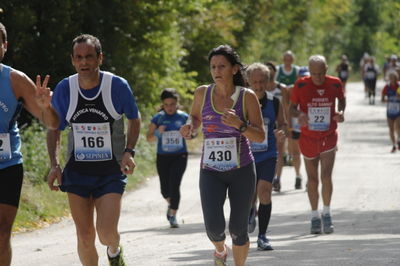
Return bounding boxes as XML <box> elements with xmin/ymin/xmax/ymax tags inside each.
<box><xmin>12</xmin><ymin>81</ymin><xmax>400</xmax><ymax>265</ymax></box>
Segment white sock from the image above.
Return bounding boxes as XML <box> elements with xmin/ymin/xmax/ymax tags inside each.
<box><xmin>215</xmin><ymin>245</ymin><xmax>227</xmax><ymax>257</ymax></box>
<box><xmin>322</xmin><ymin>205</ymin><xmax>330</xmax><ymax>216</ymax></box>
<box><xmin>107</xmin><ymin>246</ymin><xmax>121</xmax><ymax>258</ymax></box>
<box><xmin>311</xmin><ymin>210</ymin><xmax>320</xmax><ymax>219</ymax></box>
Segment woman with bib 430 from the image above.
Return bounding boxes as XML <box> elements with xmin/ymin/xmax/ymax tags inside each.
<box><xmin>180</xmin><ymin>45</ymin><xmax>264</xmax><ymax>266</ymax></box>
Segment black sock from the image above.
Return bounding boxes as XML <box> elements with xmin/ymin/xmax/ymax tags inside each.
<box><xmin>258</xmin><ymin>202</ymin><xmax>272</xmax><ymax>236</ymax></box>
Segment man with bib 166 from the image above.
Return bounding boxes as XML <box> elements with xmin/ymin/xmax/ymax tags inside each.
<box><xmin>289</xmin><ymin>55</ymin><xmax>345</xmax><ymax>235</ymax></box>
<box><xmin>46</xmin><ymin>34</ymin><xmax>140</xmax><ymax>266</ymax></box>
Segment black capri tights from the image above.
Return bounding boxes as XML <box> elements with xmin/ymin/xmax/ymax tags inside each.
<box><xmin>200</xmin><ymin>163</ymin><xmax>256</xmax><ymax>246</ymax></box>
<box><xmin>156</xmin><ymin>153</ymin><xmax>188</xmax><ymax>210</ymax></box>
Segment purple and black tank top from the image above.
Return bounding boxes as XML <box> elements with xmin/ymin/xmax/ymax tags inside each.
<box><xmin>201</xmin><ymin>84</ymin><xmax>253</xmax><ymax>172</ymax></box>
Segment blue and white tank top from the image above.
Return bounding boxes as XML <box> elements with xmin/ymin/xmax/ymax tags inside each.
<box><xmin>250</xmin><ymin>92</ymin><xmax>277</xmax><ymax>163</ymax></box>
<box><xmin>0</xmin><ymin>64</ymin><xmax>23</xmax><ymax>169</ymax></box>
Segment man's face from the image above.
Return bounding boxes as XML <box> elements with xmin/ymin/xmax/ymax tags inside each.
<box><xmin>71</xmin><ymin>41</ymin><xmax>102</xmax><ymax>77</ymax></box>
<box><xmin>283</xmin><ymin>54</ymin><xmax>294</xmax><ymax>66</ymax></box>
<box><xmin>247</xmin><ymin>69</ymin><xmax>268</xmax><ymax>97</ymax></box>
<box><xmin>309</xmin><ymin>61</ymin><xmax>327</xmax><ymax>86</ymax></box>
<box><xmin>0</xmin><ymin>34</ymin><xmax>7</xmax><ymax>63</ymax></box>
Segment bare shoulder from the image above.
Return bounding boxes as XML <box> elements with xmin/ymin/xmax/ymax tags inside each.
<box><xmin>10</xmin><ymin>69</ymin><xmax>34</xmax><ymax>99</ymax></box>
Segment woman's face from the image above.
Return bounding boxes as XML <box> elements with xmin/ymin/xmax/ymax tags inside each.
<box><xmin>210</xmin><ymin>55</ymin><xmax>238</xmax><ymax>86</ymax></box>
<box><xmin>162</xmin><ymin>98</ymin><xmax>178</xmax><ymax>115</ymax></box>
<box><xmin>389</xmin><ymin>74</ymin><xmax>398</xmax><ymax>85</ymax></box>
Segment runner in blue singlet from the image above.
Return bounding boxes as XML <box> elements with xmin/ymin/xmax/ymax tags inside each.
<box><xmin>47</xmin><ymin>34</ymin><xmax>140</xmax><ymax>266</ymax></box>
<box><xmin>246</xmin><ymin>63</ymin><xmax>286</xmax><ymax>251</ymax></box>
<box><xmin>0</xmin><ymin>22</ymin><xmax>59</xmax><ymax>266</ymax></box>
<box><xmin>147</xmin><ymin>88</ymin><xmax>189</xmax><ymax>228</ymax></box>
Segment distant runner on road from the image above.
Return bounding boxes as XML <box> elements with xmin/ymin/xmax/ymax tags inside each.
<box><xmin>290</xmin><ymin>55</ymin><xmax>346</xmax><ymax>235</ymax></box>
<box><xmin>275</xmin><ymin>51</ymin><xmax>303</xmax><ymax>191</ymax></box>
<box><xmin>146</xmin><ymin>88</ymin><xmax>189</xmax><ymax>228</ymax></box>
<box><xmin>381</xmin><ymin>71</ymin><xmax>400</xmax><ymax>153</ymax></box>
<box><xmin>180</xmin><ymin>45</ymin><xmax>265</xmax><ymax>266</ymax></box>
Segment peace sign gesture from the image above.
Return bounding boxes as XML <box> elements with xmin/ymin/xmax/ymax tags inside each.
<box><xmin>35</xmin><ymin>75</ymin><xmax>52</xmax><ymax>109</ymax></box>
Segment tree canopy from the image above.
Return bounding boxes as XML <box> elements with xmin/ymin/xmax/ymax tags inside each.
<box><xmin>1</xmin><ymin>0</ymin><xmax>399</xmax><ymax>111</ymax></box>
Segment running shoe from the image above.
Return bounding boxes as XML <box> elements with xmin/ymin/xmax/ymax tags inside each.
<box><xmin>168</xmin><ymin>215</ymin><xmax>179</xmax><ymax>228</ymax></box>
<box><xmin>248</xmin><ymin>207</ymin><xmax>257</xmax><ymax>233</ymax></box>
<box><xmin>295</xmin><ymin>176</ymin><xmax>302</xmax><ymax>189</ymax></box>
<box><xmin>213</xmin><ymin>247</ymin><xmax>228</xmax><ymax>266</ymax></box>
<box><xmin>257</xmin><ymin>234</ymin><xmax>273</xmax><ymax>251</ymax></box>
<box><xmin>107</xmin><ymin>246</ymin><xmax>126</xmax><ymax>266</ymax></box>
<box><xmin>322</xmin><ymin>214</ymin><xmax>334</xmax><ymax>234</ymax></box>
<box><xmin>391</xmin><ymin>146</ymin><xmax>396</xmax><ymax>153</ymax></box>
<box><xmin>310</xmin><ymin>217</ymin><xmax>322</xmax><ymax>234</ymax></box>
<box><xmin>272</xmin><ymin>178</ymin><xmax>281</xmax><ymax>192</ymax></box>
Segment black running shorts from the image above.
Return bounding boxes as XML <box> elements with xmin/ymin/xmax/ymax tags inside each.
<box><xmin>0</xmin><ymin>164</ymin><xmax>24</xmax><ymax>207</ymax></box>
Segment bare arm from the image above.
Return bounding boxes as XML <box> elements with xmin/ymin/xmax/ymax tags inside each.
<box><xmin>146</xmin><ymin>123</ymin><xmax>158</xmax><ymax>142</ymax></box>
<box><xmin>180</xmin><ymin>85</ymin><xmax>206</xmax><ymax>139</ymax></box>
<box><xmin>221</xmin><ymin>90</ymin><xmax>265</xmax><ymax>142</ymax></box>
<box><xmin>121</xmin><ymin>117</ymin><xmax>141</xmax><ymax>175</ymax></box>
<box><xmin>11</xmin><ymin>71</ymin><xmax>59</xmax><ymax>129</ymax></box>
<box><xmin>274</xmin><ymin>100</ymin><xmax>287</xmax><ymax>142</ymax></box>
<box><xmin>333</xmin><ymin>97</ymin><xmax>346</xmax><ymax>123</ymax></box>
<box><xmin>46</xmin><ymin>129</ymin><xmax>62</xmax><ymax>191</ymax></box>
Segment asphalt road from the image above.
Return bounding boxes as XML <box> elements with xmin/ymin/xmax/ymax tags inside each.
<box><xmin>12</xmin><ymin>81</ymin><xmax>400</xmax><ymax>266</ymax></box>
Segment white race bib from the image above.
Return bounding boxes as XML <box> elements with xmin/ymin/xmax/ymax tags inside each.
<box><xmin>73</xmin><ymin>123</ymin><xmax>113</xmax><ymax>161</ymax></box>
<box><xmin>203</xmin><ymin>137</ymin><xmax>238</xmax><ymax>171</ymax></box>
<box><xmin>308</xmin><ymin>107</ymin><xmax>331</xmax><ymax>131</ymax></box>
<box><xmin>250</xmin><ymin>125</ymin><xmax>268</xmax><ymax>152</ymax></box>
<box><xmin>365</xmin><ymin>71</ymin><xmax>376</xmax><ymax>79</ymax></box>
<box><xmin>339</xmin><ymin>70</ymin><xmax>348</xmax><ymax>79</ymax></box>
<box><xmin>161</xmin><ymin>130</ymin><xmax>184</xmax><ymax>152</ymax></box>
<box><xmin>0</xmin><ymin>133</ymin><xmax>12</xmax><ymax>161</ymax></box>
<box><xmin>388</xmin><ymin>102</ymin><xmax>400</xmax><ymax>115</ymax></box>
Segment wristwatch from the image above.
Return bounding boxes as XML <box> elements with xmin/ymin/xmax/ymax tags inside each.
<box><xmin>124</xmin><ymin>148</ymin><xmax>136</xmax><ymax>157</ymax></box>
<box><xmin>239</xmin><ymin>122</ymin><xmax>248</xmax><ymax>133</ymax></box>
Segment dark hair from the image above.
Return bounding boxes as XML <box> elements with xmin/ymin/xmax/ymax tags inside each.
<box><xmin>208</xmin><ymin>45</ymin><xmax>245</xmax><ymax>86</ymax></box>
<box><xmin>72</xmin><ymin>34</ymin><xmax>102</xmax><ymax>56</ymax></box>
<box><xmin>160</xmin><ymin>88</ymin><xmax>179</xmax><ymax>101</ymax></box>
<box><xmin>0</xmin><ymin>22</ymin><xmax>7</xmax><ymax>43</ymax></box>
<box><xmin>264</xmin><ymin>61</ymin><xmax>277</xmax><ymax>73</ymax></box>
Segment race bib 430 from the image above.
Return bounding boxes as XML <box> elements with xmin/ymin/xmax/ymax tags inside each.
<box><xmin>203</xmin><ymin>137</ymin><xmax>238</xmax><ymax>171</ymax></box>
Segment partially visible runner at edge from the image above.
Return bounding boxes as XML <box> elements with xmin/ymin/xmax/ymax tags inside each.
<box><xmin>275</xmin><ymin>50</ymin><xmax>302</xmax><ymax>191</ymax></box>
<box><xmin>381</xmin><ymin>70</ymin><xmax>400</xmax><ymax>153</ymax></box>
<box><xmin>180</xmin><ymin>45</ymin><xmax>265</xmax><ymax>266</ymax></box>
<box><xmin>146</xmin><ymin>88</ymin><xmax>189</xmax><ymax>228</ymax></box>
<box><xmin>264</xmin><ymin>62</ymin><xmax>288</xmax><ymax>193</ymax></box>
<box><xmin>290</xmin><ymin>54</ymin><xmax>346</xmax><ymax>235</ymax></box>
<box><xmin>246</xmin><ymin>62</ymin><xmax>287</xmax><ymax>251</ymax></box>
<box><xmin>0</xmin><ymin>22</ymin><xmax>59</xmax><ymax>266</ymax></box>
<box><xmin>46</xmin><ymin>34</ymin><xmax>140</xmax><ymax>266</ymax></box>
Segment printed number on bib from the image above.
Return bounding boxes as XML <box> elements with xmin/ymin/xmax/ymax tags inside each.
<box><xmin>308</xmin><ymin>107</ymin><xmax>331</xmax><ymax>131</ymax></box>
<box><xmin>0</xmin><ymin>133</ymin><xmax>12</xmax><ymax>161</ymax></box>
<box><xmin>161</xmin><ymin>130</ymin><xmax>183</xmax><ymax>152</ymax></box>
<box><xmin>388</xmin><ymin>102</ymin><xmax>400</xmax><ymax>115</ymax></box>
<box><xmin>73</xmin><ymin>123</ymin><xmax>113</xmax><ymax>161</ymax></box>
<box><xmin>203</xmin><ymin>137</ymin><xmax>238</xmax><ymax>171</ymax></box>
<box><xmin>250</xmin><ymin>124</ymin><xmax>268</xmax><ymax>152</ymax></box>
